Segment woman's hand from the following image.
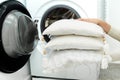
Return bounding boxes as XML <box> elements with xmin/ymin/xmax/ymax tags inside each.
<box><xmin>77</xmin><ymin>18</ymin><xmax>111</xmax><ymax>33</ymax></box>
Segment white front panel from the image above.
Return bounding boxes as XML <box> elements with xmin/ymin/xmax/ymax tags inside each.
<box><xmin>26</xmin><ymin>0</ymin><xmax>98</xmax><ymax>18</ymax></box>
<box><xmin>17</xmin><ymin>0</ymin><xmax>26</xmax><ymax>5</ymax></box>
<box><xmin>27</xmin><ymin>0</ymin><xmax>100</xmax><ymax>79</ymax></box>
<box><xmin>26</xmin><ymin>0</ymin><xmax>120</xmax><ymax>80</ymax></box>
<box><xmin>0</xmin><ymin>62</ymin><xmax>31</xmax><ymax>80</ymax></box>
<box><xmin>30</xmin><ymin>47</ymin><xmax>100</xmax><ymax>80</ymax></box>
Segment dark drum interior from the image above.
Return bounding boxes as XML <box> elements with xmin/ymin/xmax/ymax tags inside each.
<box><xmin>40</xmin><ymin>5</ymin><xmax>80</xmax><ymax>42</ymax></box>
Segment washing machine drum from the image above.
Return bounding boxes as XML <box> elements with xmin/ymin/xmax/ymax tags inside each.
<box><xmin>0</xmin><ymin>0</ymin><xmax>38</xmax><ymax>73</ymax></box>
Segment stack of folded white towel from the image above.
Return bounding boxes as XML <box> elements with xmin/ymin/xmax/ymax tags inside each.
<box><xmin>41</xmin><ymin>19</ymin><xmax>112</xmax><ymax>73</ymax></box>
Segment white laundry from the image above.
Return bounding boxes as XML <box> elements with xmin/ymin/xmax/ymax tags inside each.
<box><xmin>41</xmin><ymin>19</ymin><xmax>112</xmax><ymax>74</ymax></box>
<box><xmin>42</xmin><ymin>50</ymin><xmax>103</xmax><ymax>73</ymax></box>
<box><xmin>43</xmin><ymin>19</ymin><xmax>104</xmax><ymax>37</ymax></box>
<box><xmin>45</xmin><ymin>35</ymin><xmax>105</xmax><ymax>51</ymax></box>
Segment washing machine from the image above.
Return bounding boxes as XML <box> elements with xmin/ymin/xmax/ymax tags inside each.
<box><xmin>0</xmin><ymin>0</ymin><xmax>38</xmax><ymax>80</ymax></box>
<box><xmin>1</xmin><ymin>0</ymin><xmax>120</xmax><ymax>80</ymax></box>
<box><xmin>0</xmin><ymin>0</ymin><xmax>100</xmax><ymax>80</ymax></box>
<box><xmin>26</xmin><ymin>0</ymin><xmax>120</xmax><ymax>80</ymax></box>
<box><xmin>26</xmin><ymin>0</ymin><xmax>103</xmax><ymax>80</ymax></box>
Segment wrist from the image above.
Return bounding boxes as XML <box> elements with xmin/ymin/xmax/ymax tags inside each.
<box><xmin>98</xmin><ymin>20</ymin><xmax>111</xmax><ymax>33</ymax></box>
<box><xmin>105</xmin><ymin>24</ymin><xmax>111</xmax><ymax>33</ymax></box>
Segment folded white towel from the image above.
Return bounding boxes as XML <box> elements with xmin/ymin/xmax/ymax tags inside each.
<box><xmin>45</xmin><ymin>35</ymin><xmax>105</xmax><ymax>51</ymax></box>
<box><xmin>42</xmin><ymin>50</ymin><xmax>112</xmax><ymax>73</ymax></box>
<box><xmin>43</xmin><ymin>19</ymin><xmax>104</xmax><ymax>37</ymax></box>
<box><xmin>41</xmin><ymin>19</ymin><xmax>112</xmax><ymax>74</ymax></box>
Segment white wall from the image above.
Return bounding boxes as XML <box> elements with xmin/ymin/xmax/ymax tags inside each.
<box><xmin>105</xmin><ymin>0</ymin><xmax>120</xmax><ymax>29</ymax></box>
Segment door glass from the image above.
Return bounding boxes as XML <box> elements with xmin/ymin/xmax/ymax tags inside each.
<box><xmin>2</xmin><ymin>10</ymin><xmax>38</xmax><ymax>58</ymax></box>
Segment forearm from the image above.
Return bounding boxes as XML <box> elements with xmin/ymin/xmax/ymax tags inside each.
<box><xmin>79</xmin><ymin>18</ymin><xmax>111</xmax><ymax>33</ymax></box>
<box><xmin>78</xmin><ymin>18</ymin><xmax>120</xmax><ymax>41</ymax></box>
<box><xmin>94</xmin><ymin>20</ymin><xmax>120</xmax><ymax>41</ymax></box>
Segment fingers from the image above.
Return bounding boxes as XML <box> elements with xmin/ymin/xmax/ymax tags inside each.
<box><xmin>77</xmin><ymin>18</ymin><xmax>100</xmax><ymax>25</ymax></box>
<box><xmin>77</xmin><ymin>18</ymin><xmax>90</xmax><ymax>22</ymax></box>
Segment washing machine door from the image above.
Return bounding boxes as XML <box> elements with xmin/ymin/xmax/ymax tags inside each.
<box><xmin>34</xmin><ymin>0</ymin><xmax>87</xmax><ymax>42</ymax></box>
<box><xmin>0</xmin><ymin>0</ymin><xmax>38</xmax><ymax>73</ymax></box>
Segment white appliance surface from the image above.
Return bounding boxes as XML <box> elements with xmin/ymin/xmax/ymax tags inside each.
<box><xmin>0</xmin><ymin>62</ymin><xmax>31</xmax><ymax>80</ymax></box>
<box><xmin>26</xmin><ymin>0</ymin><xmax>120</xmax><ymax>80</ymax></box>
<box><xmin>27</xmin><ymin>0</ymin><xmax>100</xmax><ymax>79</ymax></box>
<box><xmin>26</xmin><ymin>0</ymin><xmax>98</xmax><ymax>18</ymax></box>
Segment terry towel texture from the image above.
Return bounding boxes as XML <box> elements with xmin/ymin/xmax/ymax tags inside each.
<box><xmin>41</xmin><ymin>19</ymin><xmax>112</xmax><ymax>73</ymax></box>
